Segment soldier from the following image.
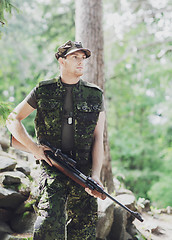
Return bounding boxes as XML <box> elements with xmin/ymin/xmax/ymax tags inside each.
<box><xmin>6</xmin><ymin>40</ymin><xmax>105</xmax><ymax>240</ymax></box>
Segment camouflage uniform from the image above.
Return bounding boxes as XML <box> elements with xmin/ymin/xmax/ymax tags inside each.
<box><xmin>33</xmin><ymin>77</ymin><xmax>103</xmax><ymax>240</ymax></box>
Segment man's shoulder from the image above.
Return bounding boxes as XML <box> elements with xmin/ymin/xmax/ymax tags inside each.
<box><xmin>37</xmin><ymin>77</ymin><xmax>58</xmax><ymax>87</ymax></box>
<box><xmin>80</xmin><ymin>80</ymin><xmax>103</xmax><ymax>92</ymax></box>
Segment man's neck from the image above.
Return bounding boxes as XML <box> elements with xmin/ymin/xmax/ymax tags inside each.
<box><xmin>60</xmin><ymin>73</ymin><xmax>80</xmax><ymax>85</ymax></box>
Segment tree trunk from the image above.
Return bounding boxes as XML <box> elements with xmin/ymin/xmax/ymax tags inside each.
<box><xmin>75</xmin><ymin>0</ymin><xmax>114</xmax><ymax>193</ymax></box>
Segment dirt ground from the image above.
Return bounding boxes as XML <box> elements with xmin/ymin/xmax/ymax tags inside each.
<box><xmin>134</xmin><ymin>212</ymin><xmax>172</xmax><ymax>240</ymax></box>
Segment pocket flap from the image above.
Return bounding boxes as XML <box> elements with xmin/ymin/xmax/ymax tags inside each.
<box><xmin>38</xmin><ymin>100</ymin><xmax>60</xmax><ymax>110</ymax></box>
<box><xmin>76</xmin><ymin>102</ymin><xmax>101</xmax><ymax>112</ymax></box>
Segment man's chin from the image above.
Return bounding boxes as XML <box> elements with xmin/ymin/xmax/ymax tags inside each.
<box><xmin>75</xmin><ymin>71</ymin><xmax>84</xmax><ymax>77</ymax></box>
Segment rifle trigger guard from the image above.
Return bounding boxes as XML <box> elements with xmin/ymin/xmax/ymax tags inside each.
<box><xmin>55</xmin><ymin>149</ymin><xmax>60</xmax><ymax>156</ymax></box>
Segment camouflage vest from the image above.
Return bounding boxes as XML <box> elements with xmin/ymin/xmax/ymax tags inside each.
<box><xmin>34</xmin><ymin>77</ymin><xmax>103</xmax><ymax>165</ymax></box>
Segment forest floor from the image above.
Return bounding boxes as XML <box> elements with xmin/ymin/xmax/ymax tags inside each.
<box><xmin>134</xmin><ymin>212</ymin><xmax>172</xmax><ymax>240</ymax></box>
<box><xmin>4</xmin><ymin>212</ymin><xmax>172</xmax><ymax>240</ymax></box>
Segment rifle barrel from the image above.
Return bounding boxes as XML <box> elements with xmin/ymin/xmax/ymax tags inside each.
<box><xmin>104</xmin><ymin>192</ymin><xmax>144</xmax><ymax>222</ymax></box>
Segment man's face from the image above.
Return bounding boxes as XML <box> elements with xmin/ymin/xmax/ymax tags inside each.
<box><xmin>63</xmin><ymin>51</ymin><xmax>87</xmax><ymax>77</ymax></box>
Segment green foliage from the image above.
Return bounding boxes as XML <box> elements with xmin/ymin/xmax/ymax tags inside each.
<box><xmin>121</xmin><ymin>169</ymin><xmax>161</xmax><ymax>199</ymax></box>
<box><xmin>0</xmin><ymin>101</ymin><xmax>13</xmax><ymax>125</ymax></box>
<box><xmin>134</xmin><ymin>233</ymin><xmax>147</xmax><ymax>240</ymax></box>
<box><xmin>148</xmin><ymin>175</ymin><xmax>172</xmax><ymax>208</ymax></box>
<box><xmin>1</xmin><ymin>0</ymin><xmax>172</xmax><ymax>208</ymax></box>
<box><xmin>0</xmin><ymin>0</ymin><xmax>75</xmax><ymax>136</ymax></box>
<box><xmin>0</xmin><ymin>0</ymin><xmax>18</xmax><ymax>25</ymax></box>
<box><xmin>0</xmin><ymin>0</ymin><xmax>12</xmax><ymax>24</ymax></box>
<box><xmin>39</xmin><ymin>0</ymin><xmax>75</xmax><ymax>44</ymax></box>
<box><xmin>148</xmin><ymin>147</ymin><xmax>172</xmax><ymax>207</ymax></box>
<box><xmin>105</xmin><ymin>0</ymin><xmax>172</xmax><ymax>207</ymax></box>
<box><xmin>24</xmin><ymin>199</ymin><xmax>36</xmax><ymax>209</ymax></box>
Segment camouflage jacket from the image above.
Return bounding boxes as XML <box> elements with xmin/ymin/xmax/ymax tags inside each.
<box><xmin>34</xmin><ymin>77</ymin><xmax>103</xmax><ymax>165</ymax></box>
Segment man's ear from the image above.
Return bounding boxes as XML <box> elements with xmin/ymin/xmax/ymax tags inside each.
<box><xmin>58</xmin><ymin>57</ymin><xmax>65</xmax><ymax>65</ymax></box>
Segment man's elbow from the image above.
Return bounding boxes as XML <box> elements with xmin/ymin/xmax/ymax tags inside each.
<box><xmin>6</xmin><ymin>112</ymin><xmax>18</xmax><ymax>130</ymax></box>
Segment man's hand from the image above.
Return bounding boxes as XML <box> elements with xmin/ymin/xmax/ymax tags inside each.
<box><xmin>31</xmin><ymin>144</ymin><xmax>53</xmax><ymax>167</ymax></box>
<box><xmin>85</xmin><ymin>175</ymin><xmax>106</xmax><ymax>200</ymax></box>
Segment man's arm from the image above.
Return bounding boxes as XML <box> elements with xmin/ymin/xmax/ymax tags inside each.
<box><xmin>92</xmin><ymin>111</ymin><xmax>105</xmax><ymax>179</ymax></box>
<box><xmin>85</xmin><ymin>111</ymin><xmax>105</xmax><ymax>197</ymax></box>
<box><xmin>6</xmin><ymin>100</ymin><xmax>52</xmax><ymax>166</ymax></box>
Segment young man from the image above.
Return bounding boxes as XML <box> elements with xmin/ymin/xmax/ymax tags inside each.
<box><xmin>6</xmin><ymin>40</ymin><xmax>105</xmax><ymax>240</ymax></box>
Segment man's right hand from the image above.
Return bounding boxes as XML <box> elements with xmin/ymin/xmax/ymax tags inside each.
<box><xmin>31</xmin><ymin>143</ymin><xmax>53</xmax><ymax>167</ymax></box>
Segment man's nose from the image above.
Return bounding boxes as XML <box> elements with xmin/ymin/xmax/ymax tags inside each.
<box><xmin>78</xmin><ymin>58</ymin><xmax>84</xmax><ymax>64</ymax></box>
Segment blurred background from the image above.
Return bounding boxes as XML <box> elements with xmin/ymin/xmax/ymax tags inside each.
<box><xmin>0</xmin><ymin>0</ymin><xmax>172</xmax><ymax>209</ymax></box>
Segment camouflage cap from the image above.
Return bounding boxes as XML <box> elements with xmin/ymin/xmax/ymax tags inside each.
<box><xmin>55</xmin><ymin>40</ymin><xmax>91</xmax><ymax>60</ymax></box>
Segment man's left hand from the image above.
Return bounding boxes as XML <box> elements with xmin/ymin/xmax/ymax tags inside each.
<box><xmin>85</xmin><ymin>176</ymin><xmax>106</xmax><ymax>200</ymax></box>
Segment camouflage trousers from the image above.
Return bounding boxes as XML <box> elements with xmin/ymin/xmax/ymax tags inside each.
<box><xmin>33</xmin><ymin>162</ymin><xmax>98</xmax><ymax>240</ymax></box>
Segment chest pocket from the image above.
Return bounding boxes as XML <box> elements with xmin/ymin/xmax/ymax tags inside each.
<box><xmin>76</xmin><ymin>102</ymin><xmax>101</xmax><ymax>123</ymax></box>
<box><xmin>38</xmin><ymin>99</ymin><xmax>62</xmax><ymax>111</ymax></box>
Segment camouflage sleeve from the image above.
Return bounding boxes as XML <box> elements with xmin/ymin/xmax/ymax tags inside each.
<box><xmin>25</xmin><ymin>87</ymin><xmax>37</xmax><ymax>109</ymax></box>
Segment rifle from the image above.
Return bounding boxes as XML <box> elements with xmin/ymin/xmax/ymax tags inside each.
<box><xmin>11</xmin><ymin>136</ymin><xmax>144</xmax><ymax>222</ymax></box>
<box><xmin>42</xmin><ymin>140</ymin><xmax>144</xmax><ymax>222</ymax></box>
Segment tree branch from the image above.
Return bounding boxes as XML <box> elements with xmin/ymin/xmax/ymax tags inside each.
<box><xmin>113</xmin><ymin>38</ymin><xmax>172</xmax><ymax>66</ymax></box>
<box><xmin>0</xmin><ymin>20</ymin><xmax>5</xmax><ymax>25</ymax></box>
<box><xmin>138</xmin><ymin>39</ymin><xmax>172</xmax><ymax>51</ymax></box>
<box><xmin>157</xmin><ymin>47</ymin><xmax>172</xmax><ymax>59</ymax></box>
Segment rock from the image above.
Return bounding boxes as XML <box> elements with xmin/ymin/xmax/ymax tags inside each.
<box><xmin>107</xmin><ymin>207</ymin><xmax>130</xmax><ymax>240</ymax></box>
<box><xmin>0</xmin><ymin>171</ymin><xmax>31</xmax><ymax>197</ymax></box>
<box><xmin>16</xmin><ymin>162</ymin><xmax>31</xmax><ymax>176</ymax></box>
<box><xmin>0</xmin><ymin>150</ymin><xmax>15</xmax><ymax>159</ymax></box>
<box><xmin>0</xmin><ymin>186</ymin><xmax>27</xmax><ymax>209</ymax></box>
<box><xmin>126</xmin><ymin>221</ymin><xmax>138</xmax><ymax>238</ymax></box>
<box><xmin>0</xmin><ymin>208</ymin><xmax>13</xmax><ymax>221</ymax></box>
<box><xmin>0</xmin><ymin>171</ymin><xmax>26</xmax><ymax>185</ymax></box>
<box><xmin>151</xmin><ymin>225</ymin><xmax>165</xmax><ymax>235</ymax></box>
<box><xmin>0</xmin><ymin>232</ymin><xmax>9</xmax><ymax>240</ymax></box>
<box><xmin>0</xmin><ymin>137</ymin><xmax>10</xmax><ymax>151</ymax></box>
<box><xmin>15</xmin><ymin>199</ymin><xmax>36</xmax><ymax>214</ymax></box>
<box><xmin>17</xmin><ymin>178</ymin><xmax>31</xmax><ymax>197</ymax></box>
<box><xmin>115</xmin><ymin>194</ymin><xmax>136</xmax><ymax>211</ymax></box>
<box><xmin>0</xmin><ymin>221</ymin><xmax>13</xmax><ymax>234</ymax></box>
<box><xmin>10</xmin><ymin>211</ymin><xmax>36</xmax><ymax>234</ymax></box>
<box><xmin>160</xmin><ymin>206</ymin><xmax>172</xmax><ymax>214</ymax></box>
<box><xmin>29</xmin><ymin>165</ymin><xmax>40</xmax><ymax>199</ymax></box>
<box><xmin>143</xmin><ymin>200</ymin><xmax>151</xmax><ymax>212</ymax></box>
<box><xmin>166</xmin><ymin>206</ymin><xmax>172</xmax><ymax>214</ymax></box>
<box><xmin>116</xmin><ymin>188</ymin><xmax>133</xmax><ymax>196</ymax></box>
<box><xmin>137</xmin><ymin>197</ymin><xmax>151</xmax><ymax>212</ymax></box>
<box><xmin>0</xmin><ymin>157</ymin><xmax>16</xmax><ymax>172</ymax></box>
<box><xmin>96</xmin><ymin>197</ymin><xmax>114</xmax><ymax>239</ymax></box>
<box><xmin>113</xmin><ymin>177</ymin><xmax>121</xmax><ymax>190</ymax></box>
<box><xmin>9</xmin><ymin>148</ymin><xmax>29</xmax><ymax>162</ymax></box>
